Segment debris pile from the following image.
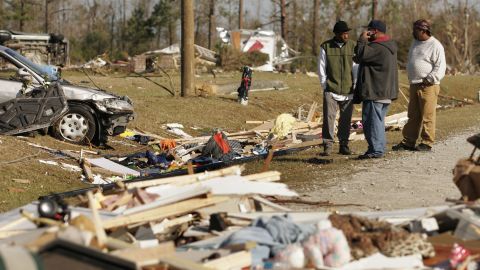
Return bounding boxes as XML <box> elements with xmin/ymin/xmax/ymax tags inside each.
<box><xmin>1</xmin><ymin>161</ymin><xmax>480</xmax><ymax>269</ymax></box>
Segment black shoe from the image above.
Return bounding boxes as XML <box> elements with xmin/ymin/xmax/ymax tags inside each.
<box><xmin>321</xmin><ymin>144</ymin><xmax>333</xmax><ymax>156</ymax></box>
<box><xmin>339</xmin><ymin>145</ymin><xmax>352</xmax><ymax>155</ymax></box>
<box><xmin>392</xmin><ymin>142</ymin><xmax>416</xmax><ymax>151</ymax></box>
<box><xmin>358</xmin><ymin>153</ymin><xmax>383</xmax><ymax>159</ymax></box>
<box><xmin>416</xmin><ymin>143</ymin><xmax>432</xmax><ymax>152</ymax></box>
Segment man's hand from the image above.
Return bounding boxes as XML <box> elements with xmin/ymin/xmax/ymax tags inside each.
<box><xmin>421</xmin><ymin>77</ymin><xmax>433</xmax><ymax>88</ymax></box>
<box><xmin>358</xmin><ymin>31</ymin><xmax>369</xmax><ymax>42</ymax></box>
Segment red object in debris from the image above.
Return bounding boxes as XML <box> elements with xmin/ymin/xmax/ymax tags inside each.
<box><xmin>449</xmin><ymin>243</ymin><xmax>470</xmax><ymax>268</ymax></box>
<box><xmin>213</xmin><ymin>132</ymin><xmax>230</xmax><ymax>154</ymax></box>
<box><xmin>247</xmin><ymin>40</ymin><xmax>264</xmax><ymax>52</ymax></box>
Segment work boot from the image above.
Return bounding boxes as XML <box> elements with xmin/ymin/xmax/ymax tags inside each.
<box><xmin>339</xmin><ymin>145</ymin><xmax>352</xmax><ymax>155</ymax></box>
<box><xmin>321</xmin><ymin>144</ymin><xmax>333</xmax><ymax>156</ymax></box>
<box><xmin>392</xmin><ymin>142</ymin><xmax>416</xmax><ymax>151</ymax></box>
<box><xmin>357</xmin><ymin>153</ymin><xmax>383</xmax><ymax>160</ymax></box>
<box><xmin>416</xmin><ymin>143</ymin><xmax>432</xmax><ymax>152</ymax></box>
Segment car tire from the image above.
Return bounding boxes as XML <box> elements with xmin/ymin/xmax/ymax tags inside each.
<box><xmin>52</xmin><ymin>104</ymin><xmax>96</xmax><ymax>145</ymax></box>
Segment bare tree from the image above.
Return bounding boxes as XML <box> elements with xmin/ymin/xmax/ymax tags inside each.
<box><xmin>208</xmin><ymin>0</ymin><xmax>216</xmax><ymax>49</ymax></box>
<box><xmin>312</xmin><ymin>0</ymin><xmax>319</xmax><ymax>56</ymax></box>
<box><xmin>238</xmin><ymin>0</ymin><xmax>243</xmax><ymax>29</ymax></box>
<box><xmin>280</xmin><ymin>0</ymin><xmax>287</xmax><ymax>40</ymax></box>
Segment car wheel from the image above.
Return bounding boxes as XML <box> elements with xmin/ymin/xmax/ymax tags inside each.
<box><xmin>52</xmin><ymin>104</ymin><xmax>96</xmax><ymax>144</ymax></box>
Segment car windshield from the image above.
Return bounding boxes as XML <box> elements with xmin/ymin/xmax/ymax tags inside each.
<box><xmin>4</xmin><ymin>48</ymin><xmax>58</xmax><ymax>81</ymax></box>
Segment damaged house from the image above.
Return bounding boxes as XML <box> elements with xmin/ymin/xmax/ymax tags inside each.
<box><xmin>218</xmin><ymin>28</ymin><xmax>299</xmax><ymax>71</ymax></box>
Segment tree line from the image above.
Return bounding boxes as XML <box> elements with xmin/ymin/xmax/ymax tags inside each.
<box><xmin>0</xmin><ymin>0</ymin><xmax>477</xmax><ymax>74</ymax></box>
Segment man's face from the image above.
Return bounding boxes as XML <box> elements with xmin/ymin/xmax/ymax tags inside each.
<box><xmin>335</xmin><ymin>32</ymin><xmax>349</xmax><ymax>43</ymax></box>
<box><xmin>412</xmin><ymin>27</ymin><xmax>422</xmax><ymax>40</ymax></box>
<box><xmin>367</xmin><ymin>28</ymin><xmax>377</xmax><ymax>42</ymax></box>
<box><xmin>412</xmin><ymin>27</ymin><xmax>429</xmax><ymax>41</ymax></box>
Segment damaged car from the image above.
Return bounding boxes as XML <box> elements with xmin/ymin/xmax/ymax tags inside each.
<box><xmin>0</xmin><ymin>45</ymin><xmax>134</xmax><ymax>145</ymax></box>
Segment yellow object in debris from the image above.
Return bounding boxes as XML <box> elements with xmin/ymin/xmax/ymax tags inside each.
<box><xmin>119</xmin><ymin>129</ymin><xmax>136</xmax><ymax>138</ymax></box>
<box><xmin>270</xmin><ymin>113</ymin><xmax>296</xmax><ymax>139</ymax></box>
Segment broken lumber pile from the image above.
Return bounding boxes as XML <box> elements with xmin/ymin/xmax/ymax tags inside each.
<box><xmin>1</xmin><ymin>161</ymin><xmax>480</xmax><ymax>269</ymax></box>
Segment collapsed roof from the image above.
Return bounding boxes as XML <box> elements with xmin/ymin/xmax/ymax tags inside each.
<box><xmin>218</xmin><ymin>28</ymin><xmax>299</xmax><ymax>71</ymax></box>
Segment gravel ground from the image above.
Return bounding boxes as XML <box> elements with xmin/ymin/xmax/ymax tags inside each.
<box><xmin>297</xmin><ymin>127</ymin><xmax>479</xmax><ymax>212</ymax></box>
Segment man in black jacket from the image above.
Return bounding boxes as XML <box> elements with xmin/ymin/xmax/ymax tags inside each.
<box><xmin>354</xmin><ymin>20</ymin><xmax>398</xmax><ymax>159</ymax></box>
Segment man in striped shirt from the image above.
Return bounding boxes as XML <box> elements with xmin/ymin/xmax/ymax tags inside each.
<box><xmin>393</xmin><ymin>19</ymin><xmax>446</xmax><ymax>152</ymax></box>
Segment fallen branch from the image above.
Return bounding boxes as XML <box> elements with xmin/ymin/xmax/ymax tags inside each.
<box><xmin>438</xmin><ymin>94</ymin><xmax>474</xmax><ymax>104</ymax></box>
<box><xmin>133</xmin><ymin>72</ymin><xmax>175</xmax><ymax>96</ymax></box>
<box><xmin>0</xmin><ymin>151</ymin><xmax>42</xmax><ymax>165</ymax></box>
<box><xmin>267</xmin><ymin>196</ymin><xmax>364</xmax><ymax>207</ymax></box>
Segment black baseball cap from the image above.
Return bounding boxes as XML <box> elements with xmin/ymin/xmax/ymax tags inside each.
<box><xmin>333</xmin><ymin>21</ymin><xmax>352</xmax><ymax>33</ymax></box>
<box><xmin>366</xmin><ymin>20</ymin><xmax>387</xmax><ymax>33</ymax></box>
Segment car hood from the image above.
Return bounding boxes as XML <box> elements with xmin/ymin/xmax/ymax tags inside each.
<box><xmin>61</xmin><ymin>84</ymin><xmax>119</xmax><ymax>101</ymax></box>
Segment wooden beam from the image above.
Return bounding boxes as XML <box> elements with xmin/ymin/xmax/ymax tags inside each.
<box><xmin>243</xmin><ymin>171</ymin><xmax>281</xmax><ymax>182</ymax></box>
<box><xmin>87</xmin><ymin>191</ymin><xmax>107</xmax><ymax>246</ymax></box>
<box><xmin>103</xmin><ymin>196</ymin><xmax>228</xmax><ymax>229</ymax></box>
<box><xmin>160</xmin><ymin>255</ymin><xmax>214</xmax><ymax>270</ymax></box>
<box><xmin>81</xmin><ymin>159</ymin><xmax>94</xmax><ymax>183</ymax></box>
<box><xmin>126</xmin><ymin>166</ymin><xmax>242</xmax><ymax>189</ymax></box>
<box><xmin>111</xmin><ymin>241</ymin><xmax>175</xmax><ymax>267</ymax></box>
<box><xmin>251</xmin><ymin>195</ymin><xmax>291</xmax><ymax>212</ymax></box>
<box><xmin>203</xmin><ymin>251</ymin><xmax>252</xmax><ymax>270</ymax></box>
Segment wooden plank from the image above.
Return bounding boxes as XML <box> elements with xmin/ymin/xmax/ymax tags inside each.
<box><xmin>103</xmin><ymin>196</ymin><xmax>228</xmax><ymax>229</ymax></box>
<box><xmin>261</xmin><ymin>148</ymin><xmax>275</xmax><ymax>172</ymax></box>
<box><xmin>111</xmin><ymin>241</ymin><xmax>175</xmax><ymax>266</ymax></box>
<box><xmin>126</xmin><ymin>165</ymin><xmax>243</xmax><ymax>189</ymax></box>
<box><xmin>122</xmin><ymin>186</ymin><xmax>210</xmax><ymax>215</ymax></box>
<box><xmin>159</xmin><ymin>255</ymin><xmax>214</xmax><ymax>270</ymax></box>
<box><xmin>283</xmin><ymin>139</ymin><xmax>323</xmax><ymax>149</ymax></box>
<box><xmin>306</xmin><ymin>102</ymin><xmax>318</xmax><ymax>122</ymax></box>
<box><xmin>243</xmin><ymin>171</ymin><xmax>281</xmax><ymax>182</ymax></box>
<box><xmin>81</xmin><ymin>159</ymin><xmax>94</xmax><ymax>183</ymax></box>
<box><xmin>252</xmin><ymin>195</ymin><xmax>291</xmax><ymax>212</ymax></box>
<box><xmin>203</xmin><ymin>251</ymin><xmax>252</xmax><ymax>270</ymax></box>
<box><xmin>87</xmin><ymin>191</ymin><xmax>107</xmax><ymax>246</ymax></box>
<box><xmin>245</xmin><ymin>120</ymin><xmax>267</xmax><ymax>124</ymax></box>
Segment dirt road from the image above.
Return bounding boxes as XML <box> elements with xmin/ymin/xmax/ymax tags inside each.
<box><xmin>296</xmin><ymin>127</ymin><xmax>479</xmax><ymax>211</ymax></box>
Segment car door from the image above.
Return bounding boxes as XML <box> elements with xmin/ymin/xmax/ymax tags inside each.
<box><xmin>0</xmin><ymin>50</ymin><xmax>67</xmax><ymax>134</ymax></box>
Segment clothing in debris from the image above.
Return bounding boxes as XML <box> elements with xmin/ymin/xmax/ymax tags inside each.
<box><xmin>220</xmin><ymin>215</ymin><xmax>316</xmax><ymax>266</ymax></box>
<box><xmin>354</xmin><ymin>20</ymin><xmax>398</xmax><ymax>157</ymax></box>
<box><xmin>400</xmin><ymin>32</ymin><xmax>446</xmax><ymax>148</ymax></box>
<box><xmin>201</xmin><ymin>131</ymin><xmax>238</xmax><ymax>162</ymax></box>
<box><xmin>318</xmin><ymin>21</ymin><xmax>358</xmax><ymax>152</ymax></box>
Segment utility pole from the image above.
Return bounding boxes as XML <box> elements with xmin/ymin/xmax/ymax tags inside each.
<box><xmin>181</xmin><ymin>0</ymin><xmax>194</xmax><ymax>97</ymax></box>
<box><xmin>280</xmin><ymin>0</ymin><xmax>287</xmax><ymax>40</ymax></box>
<box><xmin>238</xmin><ymin>0</ymin><xmax>243</xmax><ymax>29</ymax></box>
<box><xmin>372</xmin><ymin>0</ymin><xmax>378</xmax><ymax>20</ymax></box>
<box><xmin>208</xmin><ymin>0</ymin><xmax>215</xmax><ymax>49</ymax></box>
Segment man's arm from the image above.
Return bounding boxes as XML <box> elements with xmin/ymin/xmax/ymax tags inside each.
<box><xmin>318</xmin><ymin>48</ymin><xmax>327</xmax><ymax>90</ymax></box>
<box><xmin>354</xmin><ymin>31</ymin><xmax>382</xmax><ymax>63</ymax></box>
<box><xmin>352</xmin><ymin>62</ymin><xmax>359</xmax><ymax>88</ymax></box>
<box><xmin>425</xmin><ymin>41</ymin><xmax>446</xmax><ymax>84</ymax></box>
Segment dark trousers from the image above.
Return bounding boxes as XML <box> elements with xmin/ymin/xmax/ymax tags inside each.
<box><xmin>322</xmin><ymin>92</ymin><xmax>354</xmax><ymax>146</ymax></box>
<box><xmin>362</xmin><ymin>100</ymin><xmax>389</xmax><ymax>155</ymax></box>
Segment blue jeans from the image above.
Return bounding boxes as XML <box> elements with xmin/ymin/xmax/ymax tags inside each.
<box><xmin>362</xmin><ymin>101</ymin><xmax>389</xmax><ymax>156</ymax></box>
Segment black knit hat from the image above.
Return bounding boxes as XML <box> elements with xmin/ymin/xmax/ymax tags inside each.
<box><xmin>333</xmin><ymin>21</ymin><xmax>352</xmax><ymax>33</ymax></box>
<box><xmin>367</xmin><ymin>20</ymin><xmax>387</xmax><ymax>33</ymax></box>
